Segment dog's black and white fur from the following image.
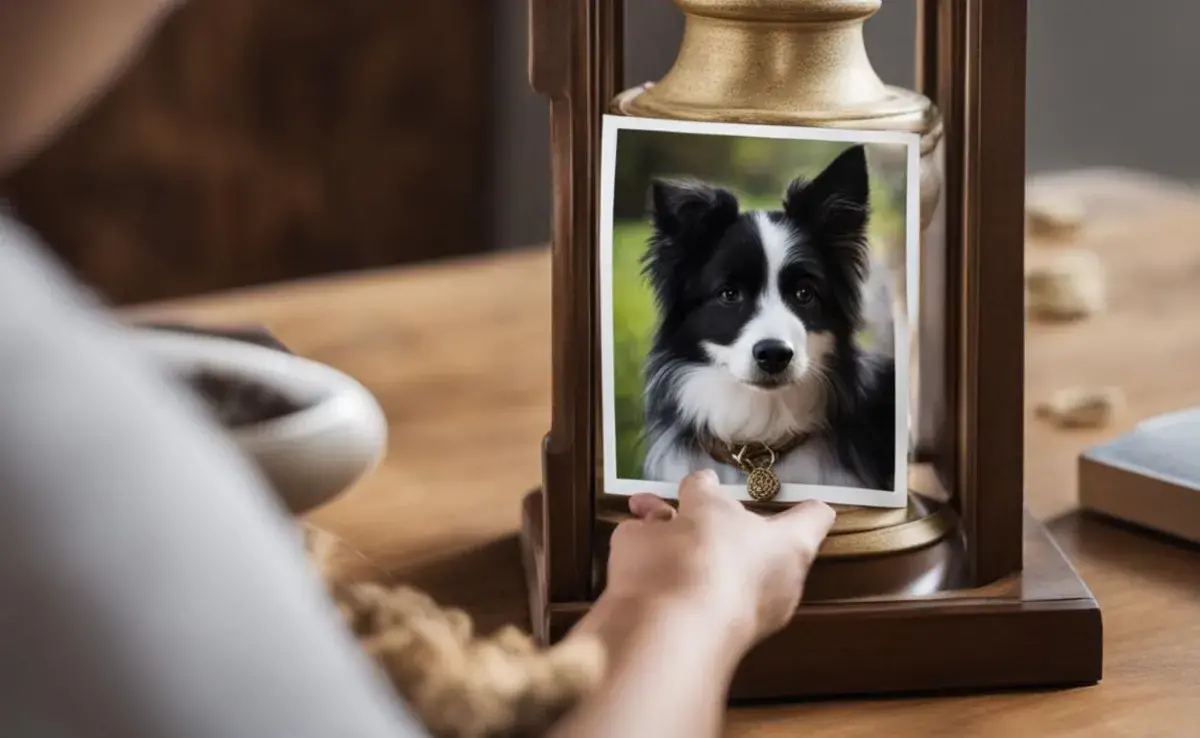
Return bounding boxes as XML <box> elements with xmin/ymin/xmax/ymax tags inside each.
<box><xmin>640</xmin><ymin>145</ymin><xmax>896</xmax><ymax>490</ymax></box>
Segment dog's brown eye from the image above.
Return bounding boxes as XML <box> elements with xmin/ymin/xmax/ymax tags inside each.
<box><xmin>718</xmin><ymin>287</ymin><xmax>742</xmax><ymax>305</ymax></box>
<box><xmin>795</xmin><ymin>286</ymin><xmax>815</xmax><ymax>305</ymax></box>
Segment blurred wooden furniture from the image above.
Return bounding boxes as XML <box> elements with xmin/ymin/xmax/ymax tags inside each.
<box><xmin>1</xmin><ymin>0</ymin><xmax>492</xmax><ymax>304</ymax></box>
<box><xmin>127</xmin><ymin>170</ymin><xmax>1200</xmax><ymax>736</ymax></box>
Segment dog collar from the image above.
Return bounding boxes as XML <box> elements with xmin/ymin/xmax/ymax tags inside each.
<box><xmin>696</xmin><ymin>433</ymin><xmax>810</xmax><ymax>502</ymax></box>
<box><xmin>698</xmin><ymin>433</ymin><xmax>810</xmax><ymax>469</ymax></box>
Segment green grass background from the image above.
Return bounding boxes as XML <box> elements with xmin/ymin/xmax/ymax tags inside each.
<box><xmin>608</xmin><ymin>129</ymin><xmax>908</xmax><ymax>479</ymax></box>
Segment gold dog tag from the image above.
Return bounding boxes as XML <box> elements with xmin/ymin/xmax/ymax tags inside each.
<box><xmin>746</xmin><ymin>466</ymin><xmax>781</xmax><ymax>502</ymax></box>
<box><xmin>734</xmin><ymin>443</ymin><xmax>782</xmax><ymax>502</ymax></box>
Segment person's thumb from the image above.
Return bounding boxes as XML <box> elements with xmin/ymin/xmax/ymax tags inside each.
<box><xmin>768</xmin><ymin>500</ymin><xmax>836</xmax><ymax>564</ymax></box>
<box><xmin>677</xmin><ymin>469</ymin><xmax>724</xmax><ymax>515</ymax></box>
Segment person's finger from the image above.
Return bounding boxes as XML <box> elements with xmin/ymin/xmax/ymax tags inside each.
<box><xmin>677</xmin><ymin>469</ymin><xmax>727</xmax><ymax>515</ymax></box>
<box><xmin>768</xmin><ymin>499</ymin><xmax>837</xmax><ymax>563</ymax></box>
<box><xmin>629</xmin><ymin>493</ymin><xmax>676</xmax><ymax>522</ymax></box>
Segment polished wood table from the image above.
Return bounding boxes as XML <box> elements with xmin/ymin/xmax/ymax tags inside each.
<box><xmin>130</xmin><ymin>172</ymin><xmax>1199</xmax><ymax>736</ymax></box>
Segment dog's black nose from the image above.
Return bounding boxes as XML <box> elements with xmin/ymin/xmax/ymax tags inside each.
<box><xmin>752</xmin><ymin>339</ymin><xmax>794</xmax><ymax>375</ymax></box>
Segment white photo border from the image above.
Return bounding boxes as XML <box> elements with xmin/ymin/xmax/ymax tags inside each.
<box><xmin>598</xmin><ymin>114</ymin><xmax>920</xmax><ymax>508</ymax></box>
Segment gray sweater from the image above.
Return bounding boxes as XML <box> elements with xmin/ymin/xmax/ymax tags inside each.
<box><xmin>0</xmin><ymin>213</ymin><xmax>426</xmax><ymax>737</ymax></box>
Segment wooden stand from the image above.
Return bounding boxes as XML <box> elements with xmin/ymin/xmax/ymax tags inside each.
<box><xmin>521</xmin><ymin>490</ymin><xmax>1102</xmax><ymax>698</ymax></box>
<box><xmin>524</xmin><ymin>0</ymin><xmax>1104</xmax><ymax>700</ymax></box>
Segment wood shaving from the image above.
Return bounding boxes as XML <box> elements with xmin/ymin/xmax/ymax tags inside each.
<box><xmin>1027</xmin><ymin>194</ymin><xmax>1085</xmax><ymax>241</ymax></box>
<box><xmin>1036</xmin><ymin>386</ymin><xmax>1123</xmax><ymax>429</ymax></box>
<box><xmin>1025</xmin><ymin>248</ymin><xmax>1105</xmax><ymax>320</ymax></box>
<box><xmin>302</xmin><ymin>525</ymin><xmax>604</xmax><ymax>738</ymax></box>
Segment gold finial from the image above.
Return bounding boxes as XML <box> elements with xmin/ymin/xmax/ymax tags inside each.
<box><xmin>619</xmin><ymin>0</ymin><xmax>933</xmax><ymax>132</ymax></box>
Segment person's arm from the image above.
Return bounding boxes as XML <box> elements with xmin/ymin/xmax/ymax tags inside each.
<box><xmin>552</xmin><ymin>594</ymin><xmax>745</xmax><ymax>738</ymax></box>
<box><xmin>550</xmin><ymin>476</ymin><xmax>836</xmax><ymax>738</ymax></box>
<box><xmin>0</xmin><ymin>217</ymin><xmax>428</xmax><ymax>737</ymax></box>
<box><xmin>0</xmin><ymin>0</ymin><xmax>181</xmax><ymax>172</ymax></box>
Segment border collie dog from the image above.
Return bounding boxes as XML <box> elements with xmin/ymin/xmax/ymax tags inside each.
<box><xmin>640</xmin><ymin>145</ymin><xmax>896</xmax><ymax>491</ymax></box>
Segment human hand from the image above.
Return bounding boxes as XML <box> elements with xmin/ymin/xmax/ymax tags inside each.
<box><xmin>604</xmin><ymin>469</ymin><xmax>836</xmax><ymax>653</ymax></box>
<box><xmin>552</xmin><ymin>472</ymin><xmax>834</xmax><ymax>738</ymax></box>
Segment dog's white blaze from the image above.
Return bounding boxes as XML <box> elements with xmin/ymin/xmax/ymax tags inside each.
<box><xmin>702</xmin><ymin>213</ymin><xmax>833</xmax><ymax>389</ymax></box>
<box><xmin>707</xmin><ymin>214</ymin><xmax>801</xmax><ymax>381</ymax></box>
<box><xmin>755</xmin><ymin>211</ymin><xmax>792</xmax><ymax>276</ymax></box>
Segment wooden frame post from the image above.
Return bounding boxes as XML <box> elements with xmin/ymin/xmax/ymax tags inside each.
<box><xmin>522</xmin><ymin>0</ymin><xmax>1101</xmax><ymax>697</ymax></box>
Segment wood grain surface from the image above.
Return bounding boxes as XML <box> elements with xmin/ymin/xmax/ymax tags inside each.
<box><xmin>2</xmin><ymin>0</ymin><xmax>492</xmax><ymax>305</ymax></box>
<box><xmin>127</xmin><ymin>170</ymin><xmax>1200</xmax><ymax>736</ymax></box>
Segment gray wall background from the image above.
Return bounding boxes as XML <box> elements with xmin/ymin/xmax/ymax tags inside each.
<box><xmin>493</xmin><ymin>1</ymin><xmax>1200</xmax><ymax>250</ymax></box>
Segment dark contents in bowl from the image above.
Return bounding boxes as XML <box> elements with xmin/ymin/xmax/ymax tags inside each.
<box><xmin>185</xmin><ymin>369</ymin><xmax>307</xmax><ymax>428</ymax></box>
<box><xmin>134</xmin><ymin>322</ymin><xmax>304</xmax><ymax>427</ymax></box>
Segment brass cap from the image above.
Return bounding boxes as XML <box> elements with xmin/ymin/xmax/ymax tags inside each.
<box><xmin>620</xmin><ymin>0</ymin><xmax>935</xmax><ymax>131</ymax></box>
<box><xmin>675</xmin><ymin>0</ymin><xmax>881</xmax><ymax>23</ymax></box>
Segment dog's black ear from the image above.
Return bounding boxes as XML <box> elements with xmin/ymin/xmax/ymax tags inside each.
<box><xmin>649</xmin><ymin>179</ymin><xmax>739</xmax><ymax>239</ymax></box>
<box><xmin>782</xmin><ymin>144</ymin><xmax>870</xmax><ymax>239</ymax></box>
<box><xmin>643</xmin><ymin>180</ymin><xmax>739</xmax><ymax>307</ymax></box>
<box><xmin>782</xmin><ymin>146</ymin><xmax>872</xmax><ymax>326</ymax></box>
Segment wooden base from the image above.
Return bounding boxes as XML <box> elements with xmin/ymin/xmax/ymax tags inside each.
<box><xmin>520</xmin><ymin>491</ymin><xmax>1103</xmax><ymax>699</ymax></box>
<box><xmin>598</xmin><ymin>491</ymin><xmax>960</xmax><ymax>562</ymax></box>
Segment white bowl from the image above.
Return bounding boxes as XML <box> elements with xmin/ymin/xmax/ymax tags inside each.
<box><xmin>130</xmin><ymin>329</ymin><xmax>388</xmax><ymax>515</ymax></box>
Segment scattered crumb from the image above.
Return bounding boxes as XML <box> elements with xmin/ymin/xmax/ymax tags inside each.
<box><xmin>1025</xmin><ymin>248</ymin><xmax>1105</xmax><ymax>320</ymax></box>
<box><xmin>1027</xmin><ymin>194</ymin><xmax>1085</xmax><ymax>241</ymax></box>
<box><xmin>1036</xmin><ymin>386</ymin><xmax>1123</xmax><ymax>429</ymax></box>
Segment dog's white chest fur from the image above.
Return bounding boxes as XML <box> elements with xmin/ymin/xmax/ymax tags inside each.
<box><xmin>641</xmin><ymin>355</ymin><xmax>872</xmax><ymax>488</ymax></box>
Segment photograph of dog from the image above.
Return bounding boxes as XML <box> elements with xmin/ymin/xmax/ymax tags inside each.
<box><xmin>599</xmin><ymin>116</ymin><xmax>918</xmax><ymax>507</ymax></box>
